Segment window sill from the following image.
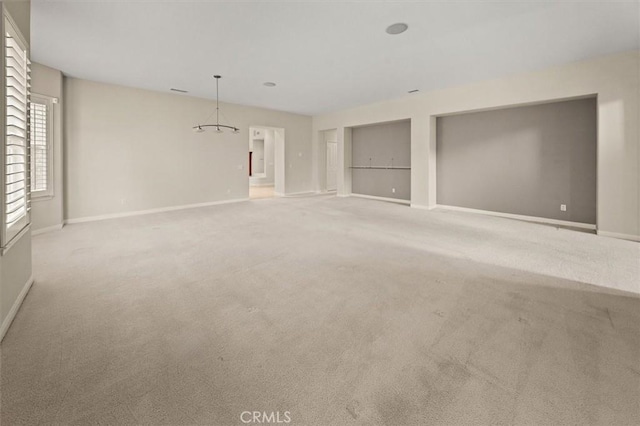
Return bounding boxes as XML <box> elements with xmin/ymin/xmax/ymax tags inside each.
<box><xmin>32</xmin><ymin>194</ymin><xmax>54</xmax><ymax>202</ymax></box>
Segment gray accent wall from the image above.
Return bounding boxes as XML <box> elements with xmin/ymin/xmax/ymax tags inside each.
<box><xmin>436</xmin><ymin>98</ymin><xmax>597</xmax><ymax>224</ymax></box>
<box><xmin>352</xmin><ymin>120</ymin><xmax>411</xmax><ymax>201</ymax></box>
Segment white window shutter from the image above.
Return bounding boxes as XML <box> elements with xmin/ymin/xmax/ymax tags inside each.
<box><xmin>30</xmin><ymin>101</ymin><xmax>48</xmax><ymax>194</ymax></box>
<box><xmin>4</xmin><ymin>17</ymin><xmax>30</xmax><ymax>245</ymax></box>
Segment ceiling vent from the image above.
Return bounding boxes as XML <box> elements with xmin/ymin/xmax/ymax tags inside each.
<box><xmin>386</xmin><ymin>23</ymin><xmax>408</xmax><ymax>35</ymax></box>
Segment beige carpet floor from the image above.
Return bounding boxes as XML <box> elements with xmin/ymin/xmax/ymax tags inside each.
<box><xmin>2</xmin><ymin>195</ymin><xmax>639</xmax><ymax>425</ymax></box>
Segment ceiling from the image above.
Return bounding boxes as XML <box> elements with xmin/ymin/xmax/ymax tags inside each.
<box><xmin>32</xmin><ymin>1</ymin><xmax>639</xmax><ymax>116</ymax></box>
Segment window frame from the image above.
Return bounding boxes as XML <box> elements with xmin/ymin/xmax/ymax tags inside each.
<box><xmin>30</xmin><ymin>94</ymin><xmax>54</xmax><ymax>200</ymax></box>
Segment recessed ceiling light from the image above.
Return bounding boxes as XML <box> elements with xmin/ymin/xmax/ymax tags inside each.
<box><xmin>386</xmin><ymin>23</ymin><xmax>408</xmax><ymax>35</ymax></box>
<box><xmin>170</xmin><ymin>88</ymin><xmax>188</xmax><ymax>93</ymax></box>
<box><xmin>408</xmin><ymin>89</ymin><xmax>419</xmax><ymax>93</ymax></box>
<box><xmin>263</xmin><ymin>82</ymin><xmax>276</xmax><ymax>87</ymax></box>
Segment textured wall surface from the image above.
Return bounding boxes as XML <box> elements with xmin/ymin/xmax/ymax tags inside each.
<box><xmin>313</xmin><ymin>51</ymin><xmax>639</xmax><ymax>239</ymax></box>
<box><xmin>352</xmin><ymin>120</ymin><xmax>411</xmax><ymax>200</ymax></box>
<box><xmin>64</xmin><ymin>78</ymin><xmax>312</xmax><ymax>220</ymax></box>
<box><xmin>437</xmin><ymin>98</ymin><xmax>597</xmax><ymax>224</ymax></box>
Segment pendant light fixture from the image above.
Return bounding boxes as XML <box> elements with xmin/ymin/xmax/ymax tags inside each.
<box><xmin>193</xmin><ymin>75</ymin><xmax>239</xmax><ymax>134</ymax></box>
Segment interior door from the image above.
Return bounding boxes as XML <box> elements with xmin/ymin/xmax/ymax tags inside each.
<box><xmin>326</xmin><ymin>141</ymin><xmax>338</xmax><ymax>191</ymax></box>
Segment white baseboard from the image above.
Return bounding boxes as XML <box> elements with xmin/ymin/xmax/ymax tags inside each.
<box><xmin>31</xmin><ymin>224</ymin><xmax>64</xmax><ymax>236</ymax></box>
<box><xmin>1</xmin><ymin>275</ymin><xmax>34</xmax><ymax>342</ymax></box>
<box><xmin>249</xmin><ymin>183</ymin><xmax>274</xmax><ymax>187</ymax></box>
<box><xmin>65</xmin><ymin>198</ymin><xmax>249</xmax><ymax>225</ymax></box>
<box><xmin>282</xmin><ymin>191</ymin><xmax>317</xmax><ymax>197</ymax></box>
<box><xmin>350</xmin><ymin>193</ymin><xmax>410</xmax><ymax>205</ymax></box>
<box><xmin>597</xmin><ymin>231</ymin><xmax>640</xmax><ymax>242</ymax></box>
<box><xmin>435</xmin><ymin>204</ymin><xmax>596</xmax><ymax>230</ymax></box>
<box><xmin>410</xmin><ymin>204</ymin><xmax>435</xmax><ymax>210</ymax></box>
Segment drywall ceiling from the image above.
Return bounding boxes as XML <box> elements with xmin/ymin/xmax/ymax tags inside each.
<box><xmin>32</xmin><ymin>1</ymin><xmax>639</xmax><ymax>116</ymax></box>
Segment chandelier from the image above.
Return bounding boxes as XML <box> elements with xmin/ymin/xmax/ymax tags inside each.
<box><xmin>193</xmin><ymin>75</ymin><xmax>239</xmax><ymax>134</ymax></box>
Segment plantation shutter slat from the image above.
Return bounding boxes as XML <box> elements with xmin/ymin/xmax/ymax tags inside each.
<box><xmin>30</xmin><ymin>101</ymin><xmax>47</xmax><ymax>193</ymax></box>
<box><xmin>4</xmin><ymin>20</ymin><xmax>30</xmax><ymax>246</ymax></box>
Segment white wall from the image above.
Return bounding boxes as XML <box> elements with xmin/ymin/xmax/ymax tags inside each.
<box><xmin>312</xmin><ymin>50</ymin><xmax>640</xmax><ymax>241</ymax></box>
<box><xmin>274</xmin><ymin>129</ymin><xmax>286</xmax><ymax>196</ymax></box>
<box><xmin>264</xmin><ymin>130</ymin><xmax>275</xmax><ymax>183</ymax></box>
<box><xmin>3</xmin><ymin>0</ymin><xmax>28</xmax><ymax>44</ymax></box>
<box><xmin>0</xmin><ymin>229</ymin><xmax>32</xmax><ymax>339</ymax></box>
<box><xmin>64</xmin><ymin>78</ymin><xmax>312</xmax><ymax>221</ymax></box>
<box><xmin>31</xmin><ymin>62</ymin><xmax>64</xmax><ymax>233</ymax></box>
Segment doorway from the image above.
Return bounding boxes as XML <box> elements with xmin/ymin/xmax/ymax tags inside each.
<box><xmin>249</xmin><ymin>126</ymin><xmax>285</xmax><ymax>199</ymax></box>
<box><xmin>326</xmin><ymin>141</ymin><xmax>338</xmax><ymax>191</ymax></box>
<box><xmin>320</xmin><ymin>129</ymin><xmax>338</xmax><ymax>193</ymax></box>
